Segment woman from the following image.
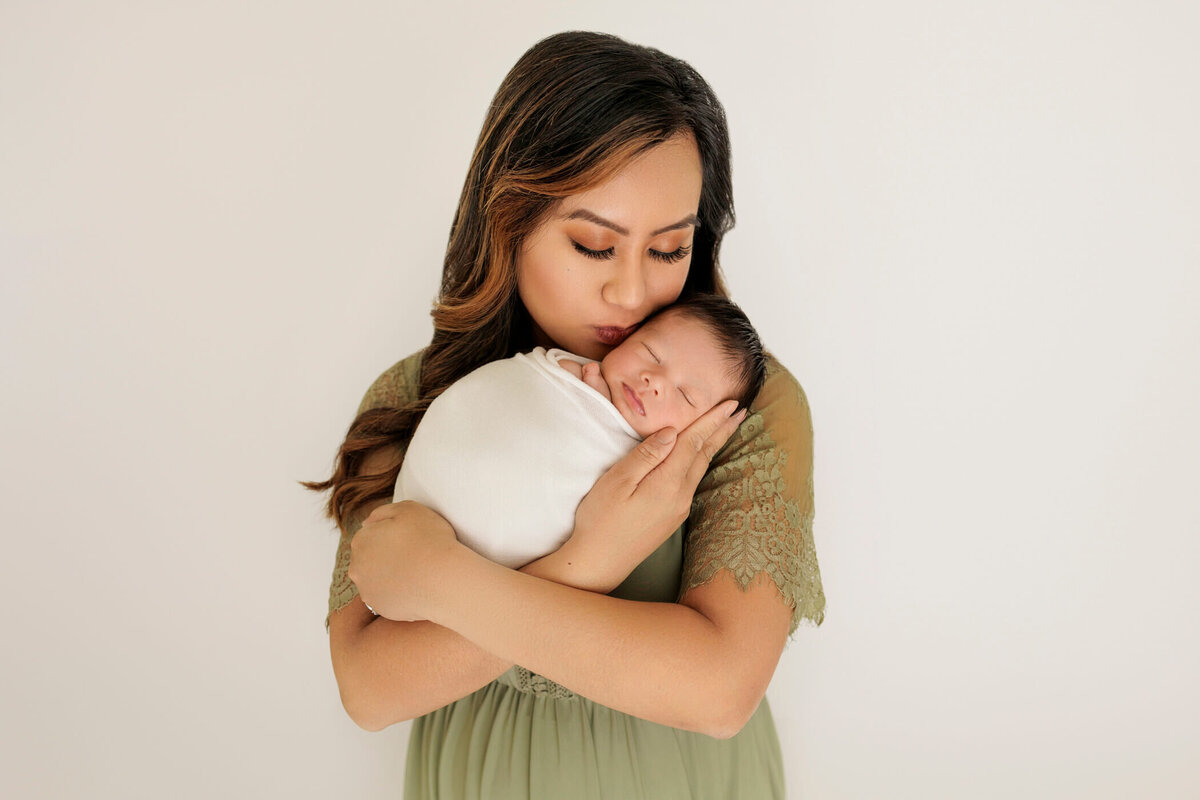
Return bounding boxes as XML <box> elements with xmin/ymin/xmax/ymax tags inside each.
<box><xmin>309</xmin><ymin>31</ymin><xmax>825</xmax><ymax>799</ymax></box>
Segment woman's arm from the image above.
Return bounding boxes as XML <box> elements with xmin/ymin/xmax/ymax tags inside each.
<box><xmin>330</xmin><ymin>519</ymin><xmax>602</xmax><ymax>731</ymax></box>
<box><xmin>329</xmin><ymin>420</ymin><xmax>711</xmax><ymax>730</ymax></box>
<box><xmin>329</xmin><ymin>596</ymin><xmax>508</xmax><ymax>731</ymax></box>
<box><xmin>422</xmin><ymin>546</ymin><xmax>792</xmax><ymax>739</ymax></box>
<box><xmin>326</xmin><ymin>441</ymin><xmax>503</xmax><ymax>730</ymax></box>
<box><xmin>350</xmin><ymin>401</ymin><xmax>787</xmax><ymax>738</ymax></box>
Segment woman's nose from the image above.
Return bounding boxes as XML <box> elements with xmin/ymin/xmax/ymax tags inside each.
<box><xmin>601</xmin><ymin>255</ymin><xmax>646</xmax><ymax>310</ymax></box>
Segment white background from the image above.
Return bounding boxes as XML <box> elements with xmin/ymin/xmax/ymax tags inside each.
<box><xmin>3</xmin><ymin>2</ymin><xmax>1197</xmax><ymax>798</ymax></box>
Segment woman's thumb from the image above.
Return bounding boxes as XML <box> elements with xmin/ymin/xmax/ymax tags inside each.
<box><xmin>633</xmin><ymin>427</ymin><xmax>676</xmax><ymax>469</ymax></box>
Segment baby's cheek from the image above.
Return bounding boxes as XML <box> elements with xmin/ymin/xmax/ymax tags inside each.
<box><xmin>681</xmin><ymin>405</ymin><xmax>710</xmax><ymax>431</ymax></box>
<box><xmin>633</xmin><ymin>419</ymin><xmax>657</xmax><ymax>439</ymax></box>
<box><xmin>661</xmin><ymin>407</ymin><xmax>689</xmax><ymax>434</ymax></box>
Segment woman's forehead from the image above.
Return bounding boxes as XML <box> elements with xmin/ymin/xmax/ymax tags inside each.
<box><xmin>556</xmin><ymin>137</ymin><xmax>702</xmax><ymax>231</ymax></box>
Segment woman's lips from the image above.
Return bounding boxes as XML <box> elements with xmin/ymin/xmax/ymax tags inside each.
<box><xmin>595</xmin><ymin>325</ymin><xmax>636</xmax><ymax>346</ymax></box>
<box><xmin>622</xmin><ymin>383</ymin><xmax>645</xmax><ymax>416</ymax></box>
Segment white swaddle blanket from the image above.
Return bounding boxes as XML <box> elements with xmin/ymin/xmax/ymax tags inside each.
<box><xmin>393</xmin><ymin>347</ymin><xmax>642</xmax><ymax>568</ymax></box>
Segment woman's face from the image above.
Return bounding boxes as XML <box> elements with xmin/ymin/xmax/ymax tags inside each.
<box><xmin>515</xmin><ymin>134</ymin><xmax>704</xmax><ymax>361</ymax></box>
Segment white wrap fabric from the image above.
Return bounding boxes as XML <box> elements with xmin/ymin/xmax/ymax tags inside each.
<box><xmin>394</xmin><ymin>347</ymin><xmax>642</xmax><ymax>568</ymax></box>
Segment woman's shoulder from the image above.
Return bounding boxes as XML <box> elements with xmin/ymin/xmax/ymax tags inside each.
<box><xmin>742</xmin><ymin>353</ymin><xmax>813</xmax><ymax>449</ymax></box>
<box><xmin>355</xmin><ymin>348</ymin><xmax>426</xmax><ymax>415</ymax></box>
<box><xmin>700</xmin><ymin>352</ymin><xmax>816</xmax><ymax>510</ymax></box>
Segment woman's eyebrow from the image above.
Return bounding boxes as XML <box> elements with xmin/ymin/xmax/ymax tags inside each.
<box><xmin>562</xmin><ymin>209</ymin><xmax>701</xmax><ymax>236</ymax></box>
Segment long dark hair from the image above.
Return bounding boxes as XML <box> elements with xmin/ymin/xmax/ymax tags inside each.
<box><xmin>304</xmin><ymin>31</ymin><xmax>736</xmax><ymax>530</ymax></box>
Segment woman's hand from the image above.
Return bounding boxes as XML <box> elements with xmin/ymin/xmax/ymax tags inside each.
<box><xmin>348</xmin><ymin>500</ymin><xmax>464</xmax><ymax>622</ymax></box>
<box><xmin>565</xmin><ymin>399</ymin><xmax>747</xmax><ymax>590</ymax></box>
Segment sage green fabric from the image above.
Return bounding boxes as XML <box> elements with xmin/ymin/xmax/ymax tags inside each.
<box><xmin>326</xmin><ymin>349</ymin><xmax>824</xmax><ymax>799</ymax></box>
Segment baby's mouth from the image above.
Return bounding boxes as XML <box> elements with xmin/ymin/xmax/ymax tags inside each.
<box><xmin>622</xmin><ymin>383</ymin><xmax>645</xmax><ymax>416</ymax></box>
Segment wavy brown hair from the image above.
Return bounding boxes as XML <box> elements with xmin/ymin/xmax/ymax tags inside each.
<box><xmin>304</xmin><ymin>31</ymin><xmax>737</xmax><ymax>531</ymax></box>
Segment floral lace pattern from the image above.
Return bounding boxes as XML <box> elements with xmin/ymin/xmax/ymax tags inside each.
<box><xmin>326</xmin><ymin>525</ymin><xmax>361</xmax><ymax>629</ymax></box>
<box><xmin>679</xmin><ymin>361</ymin><xmax>826</xmax><ymax>633</ymax></box>
<box><xmin>505</xmin><ymin>666</ymin><xmax>577</xmax><ymax>699</ymax></box>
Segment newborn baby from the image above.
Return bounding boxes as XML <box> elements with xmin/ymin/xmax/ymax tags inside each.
<box><xmin>393</xmin><ymin>294</ymin><xmax>766</xmax><ymax>568</ymax></box>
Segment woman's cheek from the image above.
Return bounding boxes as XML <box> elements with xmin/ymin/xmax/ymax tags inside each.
<box><xmin>652</xmin><ymin>262</ymin><xmax>689</xmax><ymax>304</ymax></box>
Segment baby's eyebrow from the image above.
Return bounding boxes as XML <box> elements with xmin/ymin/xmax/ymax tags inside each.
<box><xmin>562</xmin><ymin>209</ymin><xmax>700</xmax><ymax>237</ymax></box>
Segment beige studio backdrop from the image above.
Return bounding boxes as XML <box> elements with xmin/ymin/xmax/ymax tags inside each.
<box><xmin>2</xmin><ymin>2</ymin><xmax>1198</xmax><ymax>798</ymax></box>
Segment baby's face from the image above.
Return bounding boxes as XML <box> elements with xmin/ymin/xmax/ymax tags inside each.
<box><xmin>599</xmin><ymin>312</ymin><xmax>740</xmax><ymax>438</ymax></box>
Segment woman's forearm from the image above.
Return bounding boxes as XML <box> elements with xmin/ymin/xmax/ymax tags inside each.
<box><xmin>330</xmin><ymin>546</ymin><xmax>606</xmax><ymax>731</ymax></box>
<box><xmin>330</xmin><ymin>598</ymin><xmax>512</xmax><ymax>730</ymax></box>
<box><xmin>425</xmin><ymin>548</ymin><xmax>767</xmax><ymax>738</ymax></box>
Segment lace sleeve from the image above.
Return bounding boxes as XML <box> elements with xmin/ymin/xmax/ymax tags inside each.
<box><xmin>323</xmin><ymin>350</ymin><xmax>424</xmax><ymax>630</ymax></box>
<box><xmin>355</xmin><ymin>350</ymin><xmax>424</xmax><ymax>417</ymax></box>
<box><xmin>325</xmin><ymin>518</ymin><xmax>365</xmax><ymax>630</ymax></box>
<box><xmin>679</xmin><ymin>358</ymin><xmax>826</xmax><ymax>635</ymax></box>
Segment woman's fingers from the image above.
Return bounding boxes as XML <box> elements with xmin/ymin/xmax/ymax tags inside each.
<box><xmin>682</xmin><ymin>406</ymin><xmax>747</xmax><ymax>487</ymax></box>
<box><xmin>600</xmin><ymin>401</ymin><xmax>747</xmax><ymax>503</ymax></box>
<box><xmin>659</xmin><ymin>400</ymin><xmax>741</xmax><ymax>477</ymax></box>
<box><xmin>363</xmin><ymin>503</ymin><xmax>393</xmax><ymax>523</ymax></box>
<box><xmin>348</xmin><ymin>501</ymin><xmax>461</xmax><ymax>622</ymax></box>
<box><xmin>631</xmin><ymin>427</ymin><xmax>679</xmax><ymax>470</ymax></box>
<box><xmin>566</xmin><ymin>403</ymin><xmax>746</xmax><ymax>587</ymax></box>
<box><xmin>600</xmin><ymin>426</ymin><xmax>679</xmax><ymax>494</ymax></box>
<box><xmin>363</xmin><ymin>500</ymin><xmax>415</xmax><ymax>524</ymax></box>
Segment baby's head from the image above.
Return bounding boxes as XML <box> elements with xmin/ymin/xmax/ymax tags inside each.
<box><xmin>599</xmin><ymin>295</ymin><xmax>767</xmax><ymax>438</ymax></box>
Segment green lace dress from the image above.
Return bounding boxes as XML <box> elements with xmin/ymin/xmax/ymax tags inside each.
<box><xmin>327</xmin><ymin>351</ymin><xmax>825</xmax><ymax>799</ymax></box>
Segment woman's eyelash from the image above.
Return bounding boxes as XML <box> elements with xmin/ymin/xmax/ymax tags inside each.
<box><xmin>571</xmin><ymin>241</ymin><xmax>692</xmax><ymax>263</ymax></box>
<box><xmin>572</xmin><ymin>241</ymin><xmax>615</xmax><ymax>260</ymax></box>
<box><xmin>649</xmin><ymin>245</ymin><xmax>691</xmax><ymax>264</ymax></box>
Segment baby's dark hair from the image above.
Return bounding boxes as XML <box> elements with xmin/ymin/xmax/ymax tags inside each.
<box><xmin>647</xmin><ymin>294</ymin><xmax>767</xmax><ymax>411</ymax></box>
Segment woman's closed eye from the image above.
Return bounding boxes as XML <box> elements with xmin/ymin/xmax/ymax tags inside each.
<box><xmin>573</xmin><ymin>241</ymin><xmax>615</xmax><ymax>259</ymax></box>
<box><xmin>572</xmin><ymin>241</ymin><xmax>692</xmax><ymax>263</ymax></box>
<box><xmin>649</xmin><ymin>244</ymin><xmax>691</xmax><ymax>264</ymax></box>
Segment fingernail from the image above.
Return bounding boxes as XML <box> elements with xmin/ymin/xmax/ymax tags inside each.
<box><xmin>723</xmin><ymin>401</ymin><xmax>738</xmax><ymax>417</ymax></box>
<box><xmin>656</xmin><ymin>428</ymin><xmax>677</xmax><ymax>445</ymax></box>
<box><xmin>734</xmin><ymin>409</ymin><xmax>747</xmax><ymax>423</ymax></box>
